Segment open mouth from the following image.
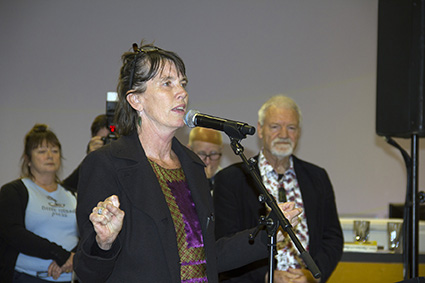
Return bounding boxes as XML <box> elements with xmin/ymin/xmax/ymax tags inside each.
<box><xmin>172</xmin><ymin>105</ymin><xmax>186</xmax><ymax>114</ymax></box>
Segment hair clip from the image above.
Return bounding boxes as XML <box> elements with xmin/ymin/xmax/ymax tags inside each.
<box><xmin>128</xmin><ymin>43</ymin><xmax>160</xmax><ymax>90</ymax></box>
<box><xmin>132</xmin><ymin>43</ymin><xmax>159</xmax><ymax>53</ymax></box>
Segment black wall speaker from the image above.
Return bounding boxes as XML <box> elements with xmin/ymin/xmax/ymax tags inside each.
<box><xmin>376</xmin><ymin>0</ymin><xmax>425</xmax><ymax>138</ymax></box>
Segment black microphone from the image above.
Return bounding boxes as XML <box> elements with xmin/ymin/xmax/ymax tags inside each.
<box><xmin>184</xmin><ymin>110</ymin><xmax>255</xmax><ymax>139</ymax></box>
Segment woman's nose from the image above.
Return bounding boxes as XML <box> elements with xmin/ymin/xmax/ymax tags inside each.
<box><xmin>46</xmin><ymin>149</ymin><xmax>54</xmax><ymax>158</ymax></box>
<box><xmin>176</xmin><ymin>86</ymin><xmax>188</xmax><ymax>100</ymax></box>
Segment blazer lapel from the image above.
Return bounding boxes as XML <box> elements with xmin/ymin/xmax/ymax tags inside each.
<box><xmin>293</xmin><ymin>156</ymin><xmax>319</xmax><ymax>237</ymax></box>
<box><xmin>172</xmin><ymin>138</ymin><xmax>213</xmax><ymax>232</ymax></box>
<box><xmin>111</xmin><ymin>133</ymin><xmax>170</xmax><ymax>221</ymax></box>
<box><xmin>110</xmin><ymin>133</ymin><xmax>181</xmax><ymax>279</ymax></box>
<box><xmin>172</xmin><ymin>138</ymin><xmax>217</xmax><ymax>279</ymax></box>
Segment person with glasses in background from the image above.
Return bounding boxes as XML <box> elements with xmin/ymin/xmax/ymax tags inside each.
<box><xmin>72</xmin><ymin>40</ymin><xmax>303</xmax><ymax>283</ymax></box>
<box><xmin>188</xmin><ymin>127</ymin><xmax>223</xmax><ymax>194</ymax></box>
<box><xmin>0</xmin><ymin>124</ymin><xmax>78</xmax><ymax>283</ymax></box>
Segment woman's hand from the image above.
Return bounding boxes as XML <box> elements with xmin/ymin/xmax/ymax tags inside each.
<box><xmin>89</xmin><ymin>195</ymin><xmax>125</xmax><ymax>250</ymax></box>
<box><xmin>47</xmin><ymin>261</ymin><xmax>62</xmax><ymax>280</ymax></box>
<box><xmin>60</xmin><ymin>252</ymin><xmax>75</xmax><ymax>273</ymax></box>
<box><xmin>47</xmin><ymin>252</ymin><xmax>74</xmax><ymax>279</ymax></box>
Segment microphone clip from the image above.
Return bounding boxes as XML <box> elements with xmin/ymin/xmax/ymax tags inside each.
<box><xmin>223</xmin><ymin>121</ymin><xmax>252</xmax><ymax>140</ymax></box>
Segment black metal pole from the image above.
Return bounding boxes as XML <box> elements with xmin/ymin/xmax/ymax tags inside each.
<box><xmin>411</xmin><ymin>134</ymin><xmax>419</xmax><ymax>277</ymax></box>
<box><xmin>268</xmin><ymin>233</ymin><xmax>276</xmax><ymax>283</ymax></box>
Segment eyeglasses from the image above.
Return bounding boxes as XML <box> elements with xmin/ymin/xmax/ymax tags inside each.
<box><xmin>197</xmin><ymin>152</ymin><xmax>222</xmax><ymax>161</ymax></box>
<box><xmin>128</xmin><ymin>43</ymin><xmax>161</xmax><ymax>90</ymax></box>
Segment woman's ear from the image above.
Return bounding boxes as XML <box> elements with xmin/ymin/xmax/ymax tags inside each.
<box><xmin>126</xmin><ymin>93</ymin><xmax>143</xmax><ymax>111</ymax></box>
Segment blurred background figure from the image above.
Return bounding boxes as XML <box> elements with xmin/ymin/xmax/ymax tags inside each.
<box><xmin>0</xmin><ymin>123</ymin><xmax>78</xmax><ymax>283</ymax></box>
<box><xmin>214</xmin><ymin>95</ymin><xmax>343</xmax><ymax>283</ymax></box>
<box><xmin>188</xmin><ymin>127</ymin><xmax>223</xmax><ymax>193</ymax></box>
<box><xmin>62</xmin><ymin>114</ymin><xmax>111</xmax><ymax>192</ymax></box>
<box><xmin>86</xmin><ymin>114</ymin><xmax>110</xmax><ymax>154</ymax></box>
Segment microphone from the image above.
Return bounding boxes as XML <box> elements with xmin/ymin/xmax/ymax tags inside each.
<box><xmin>184</xmin><ymin>109</ymin><xmax>255</xmax><ymax>139</ymax></box>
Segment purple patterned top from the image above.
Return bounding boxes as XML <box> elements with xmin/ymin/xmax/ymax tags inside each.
<box><xmin>149</xmin><ymin>160</ymin><xmax>208</xmax><ymax>282</ymax></box>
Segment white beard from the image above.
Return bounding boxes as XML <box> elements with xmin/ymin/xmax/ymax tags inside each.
<box><xmin>270</xmin><ymin>138</ymin><xmax>294</xmax><ymax>159</ymax></box>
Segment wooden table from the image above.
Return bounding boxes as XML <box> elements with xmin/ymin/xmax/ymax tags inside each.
<box><xmin>327</xmin><ymin>252</ymin><xmax>425</xmax><ymax>283</ymax></box>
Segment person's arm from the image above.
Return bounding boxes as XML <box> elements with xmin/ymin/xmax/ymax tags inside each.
<box><xmin>73</xmin><ymin>150</ymin><xmax>124</xmax><ymax>283</ymax></box>
<box><xmin>0</xmin><ymin>181</ymin><xmax>71</xmax><ymax>266</ymax></box>
<box><xmin>62</xmin><ymin>136</ymin><xmax>106</xmax><ymax>193</ymax></box>
<box><xmin>62</xmin><ymin>165</ymin><xmax>80</xmax><ymax>193</ymax></box>
<box><xmin>215</xmin><ymin>201</ymin><xmax>301</xmax><ymax>274</ymax></box>
<box><xmin>214</xmin><ymin>167</ymin><xmax>302</xmax><ymax>274</ymax></box>
<box><xmin>213</xmin><ymin>167</ymin><xmax>246</xmax><ymax>238</ymax></box>
<box><xmin>213</xmin><ymin>164</ymin><xmax>271</xmax><ymax>281</ymax></box>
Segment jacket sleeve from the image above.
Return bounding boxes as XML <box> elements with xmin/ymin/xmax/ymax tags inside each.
<box><xmin>214</xmin><ymin>163</ymin><xmax>266</xmax><ymax>239</ymax></box>
<box><xmin>73</xmin><ymin>150</ymin><xmax>123</xmax><ymax>283</ymax></box>
<box><xmin>213</xmin><ymin>163</ymin><xmax>270</xmax><ymax>282</ymax></box>
<box><xmin>215</xmin><ymin>228</ymin><xmax>269</xmax><ymax>273</ymax></box>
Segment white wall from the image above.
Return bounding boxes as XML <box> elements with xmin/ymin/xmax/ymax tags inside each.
<box><xmin>1</xmin><ymin>0</ymin><xmax>423</xmax><ymax>218</ymax></box>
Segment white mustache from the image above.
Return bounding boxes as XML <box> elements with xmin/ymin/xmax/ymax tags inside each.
<box><xmin>272</xmin><ymin>138</ymin><xmax>293</xmax><ymax>147</ymax></box>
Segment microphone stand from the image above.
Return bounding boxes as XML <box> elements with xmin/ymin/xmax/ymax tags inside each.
<box><xmin>385</xmin><ymin>137</ymin><xmax>412</xmax><ymax>279</ymax></box>
<box><xmin>225</xmin><ymin>129</ymin><xmax>321</xmax><ymax>282</ymax></box>
<box><xmin>385</xmin><ymin>136</ymin><xmax>424</xmax><ymax>279</ymax></box>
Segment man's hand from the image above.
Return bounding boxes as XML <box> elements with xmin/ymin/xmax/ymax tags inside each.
<box><xmin>266</xmin><ymin>268</ymin><xmax>320</xmax><ymax>283</ymax></box>
<box><xmin>278</xmin><ymin>202</ymin><xmax>303</xmax><ymax>226</ymax></box>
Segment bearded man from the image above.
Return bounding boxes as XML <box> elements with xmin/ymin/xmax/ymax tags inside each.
<box><xmin>213</xmin><ymin>95</ymin><xmax>343</xmax><ymax>283</ymax></box>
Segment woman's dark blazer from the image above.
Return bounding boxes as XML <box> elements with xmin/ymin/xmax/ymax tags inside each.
<box><xmin>73</xmin><ymin>131</ymin><xmax>268</xmax><ymax>283</ymax></box>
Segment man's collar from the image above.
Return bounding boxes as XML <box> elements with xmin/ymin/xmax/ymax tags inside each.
<box><xmin>259</xmin><ymin>150</ymin><xmax>294</xmax><ymax>174</ymax></box>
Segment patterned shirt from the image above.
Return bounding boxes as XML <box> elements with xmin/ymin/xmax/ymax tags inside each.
<box><xmin>258</xmin><ymin>151</ymin><xmax>309</xmax><ymax>271</ymax></box>
<box><xmin>149</xmin><ymin>160</ymin><xmax>208</xmax><ymax>282</ymax></box>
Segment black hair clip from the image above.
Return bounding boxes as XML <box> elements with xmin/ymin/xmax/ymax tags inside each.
<box><xmin>132</xmin><ymin>43</ymin><xmax>159</xmax><ymax>53</ymax></box>
<box><xmin>128</xmin><ymin>43</ymin><xmax>160</xmax><ymax>90</ymax></box>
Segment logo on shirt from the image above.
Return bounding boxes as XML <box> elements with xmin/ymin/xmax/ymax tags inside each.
<box><xmin>47</xmin><ymin>196</ymin><xmax>65</xmax><ymax>207</ymax></box>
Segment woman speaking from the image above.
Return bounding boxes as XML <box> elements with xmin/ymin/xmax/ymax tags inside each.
<box><xmin>73</xmin><ymin>41</ymin><xmax>302</xmax><ymax>283</ymax></box>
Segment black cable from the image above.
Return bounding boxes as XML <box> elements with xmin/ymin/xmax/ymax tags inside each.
<box><xmin>384</xmin><ymin>136</ymin><xmax>411</xmax><ymax>279</ymax></box>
